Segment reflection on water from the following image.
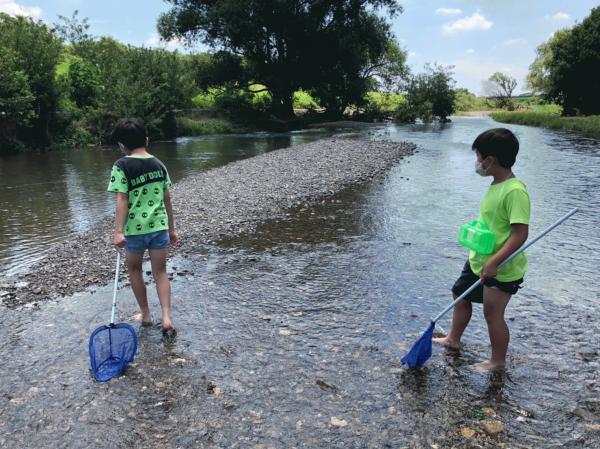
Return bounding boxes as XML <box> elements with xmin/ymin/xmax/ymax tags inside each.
<box><xmin>0</xmin><ymin>130</ymin><xmax>331</xmax><ymax>275</ymax></box>
<box><xmin>1</xmin><ymin>117</ymin><xmax>599</xmax><ymax>448</ymax></box>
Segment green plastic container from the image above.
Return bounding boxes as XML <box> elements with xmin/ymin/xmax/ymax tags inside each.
<box><xmin>458</xmin><ymin>220</ymin><xmax>496</xmax><ymax>254</ymax></box>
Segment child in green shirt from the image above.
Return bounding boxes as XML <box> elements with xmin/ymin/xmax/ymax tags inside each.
<box><xmin>107</xmin><ymin>118</ymin><xmax>177</xmax><ymax>338</ymax></box>
<box><xmin>434</xmin><ymin>128</ymin><xmax>530</xmax><ymax>370</ymax></box>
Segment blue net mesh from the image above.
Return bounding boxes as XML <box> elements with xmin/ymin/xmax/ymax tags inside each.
<box><xmin>89</xmin><ymin>323</ymin><xmax>137</xmax><ymax>382</ymax></box>
<box><xmin>401</xmin><ymin>321</ymin><xmax>435</xmax><ymax>368</ymax></box>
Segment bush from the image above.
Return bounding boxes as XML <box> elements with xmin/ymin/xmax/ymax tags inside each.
<box><xmin>364</xmin><ymin>92</ymin><xmax>406</xmax><ymax>117</ymax></box>
<box><xmin>293</xmin><ymin>90</ymin><xmax>320</xmax><ymax>110</ymax></box>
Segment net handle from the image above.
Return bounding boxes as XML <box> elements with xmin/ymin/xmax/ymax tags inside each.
<box><xmin>110</xmin><ymin>251</ymin><xmax>121</xmax><ymax>325</ymax></box>
<box><xmin>432</xmin><ymin>208</ymin><xmax>578</xmax><ymax>323</ymax></box>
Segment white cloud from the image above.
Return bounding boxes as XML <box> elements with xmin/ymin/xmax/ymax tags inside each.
<box><xmin>0</xmin><ymin>0</ymin><xmax>42</xmax><ymax>18</ymax></box>
<box><xmin>549</xmin><ymin>12</ymin><xmax>571</xmax><ymax>21</ymax></box>
<box><xmin>442</xmin><ymin>13</ymin><xmax>492</xmax><ymax>35</ymax></box>
<box><xmin>466</xmin><ymin>49</ymin><xmax>475</xmax><ymax>54</ymax></box>
<box><xmin>145</xmin><ymin>32</ymin><xmax>186</xmax><ymax>51</ymax></box>
<box><xmin>408</xmin><ymin>51</ymin><xmax>417</xmax><ymax>58</ymax></box>
<box><xmin>435</xmin><ymin>8</ymin><xmax>461</xmax><ymax>16</ymax></box>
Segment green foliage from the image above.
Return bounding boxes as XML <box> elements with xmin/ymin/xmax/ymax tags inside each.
<box><xmin>528</xmin><ymin>7</ymin><xmax>600</xmax><ymax>115</ymax></box>
<box><xmin>491</xmin><ymin>111</ymin><xmax>600</xmax><ymax>139</ymax></box>
<box><xmin>0</xmin><ymin>47</ymin><xmax>34</xmax><ymax>121</ymax></box>
<box><xmin>526</xmin><ymin>29</ymin><xmax>571</xmax><ymax>95</ymax></box>
<box><xmin>400</xmin><ymin>64</ymin><xmax>456</xmax><ymax>122</ymax></box>
<box><xmin>0</xmin><ymin>46</ymin><xmax>35</xmax><ymax>153</ymax></box>
<box><xmin>193</xmin><ymin>88</ymin><xmax>319</xmax><ymax>113</ymax></box>
<box><xmin>363</xmin><ymin>92</ymin><xmax>406</xmax><ymax>117</ymax></box>
<box><xmin>192</xmin><ymin>90</ymin><xmax>217</xmax><ymax>109</ymax></box>
<box><xmin>550</xmin><ymin>7</ymin><xmax>600</xmax><ymax>115</ymax></box>
<box><xmin>454</xmin><ymin>89</ymin><xmax>493</xmax><ymax>112</ymax></box>
<box><xmin>67</xmin><ymin>58</ymin><xmax>102</xmax><ymax>109</ymax></box>
<box><xmin>0</xmin><ymin>13</ymin><xmax>62</xmax><ymax>149</ymax></box>
<box><xmin>293</xmin><ymin>90</ymin><xmax>320</xmax><ymax>110</ymax></box>
<box><xmin>66</xmin><ymin>38</ymin><xmax>196</xmax><ymax>142</ymax></box>
<box><xmin>159</xmin><ymin>0</ymin><xmax>405</xmax><ymax>119</ymax></box>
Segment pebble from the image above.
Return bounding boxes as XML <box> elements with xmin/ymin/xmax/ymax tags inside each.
<box><xmin>330</xmin><ymin>417</ymin><xmax>348</xmax><ymax>427</ymax></box>
<box><xmin>461</xmin><ymin>427</ymin><xmax>476</xmax><ymax>438</ymax></box>
<box><xmin>481</xmin><ymin>419</ymin><xmax>503</xmax><ymax>434</ymax></box>
<box><xmin>0</xmin><ymin>137</ymin><xmax>415</xmax><ymax>307</ymax></box>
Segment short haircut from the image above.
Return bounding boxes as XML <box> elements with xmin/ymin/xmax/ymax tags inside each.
<box><xmin>472</xmin><ymin>128</ymin><xmax>519</xmax><ymax>168</ymax></box>
<box><xmin>111</xmin><ymin>118</ymin><xmax>147</xmax><ymax>150</ymax></box>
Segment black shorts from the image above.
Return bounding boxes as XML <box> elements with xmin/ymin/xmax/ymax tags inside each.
<box><xmin>452</xmin><ymin>261</ymin><xmax>523</xmax><ymax>304</ymax></box>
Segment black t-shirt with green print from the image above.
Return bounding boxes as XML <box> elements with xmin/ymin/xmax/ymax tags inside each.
<box><xmin>107</xmin><ymin>156</ymin><xmax>172</xmax><ymax>236</ymax></box>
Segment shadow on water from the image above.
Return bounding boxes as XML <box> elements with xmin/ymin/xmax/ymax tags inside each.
<box><xmin>1</xmin><ymin>117</ymin><xmax>599</xmax><ymax>448</ymax></box>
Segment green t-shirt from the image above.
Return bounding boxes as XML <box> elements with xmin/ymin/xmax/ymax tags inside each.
<box><xmin>107</xmin><ymin>155</ymin><xmax>172</xmax><ymax>236</ymax></box>
<box><xmin>468</xmin><ymin>178</ymin><xmax>531</xmax><ymax>281</ymax></box>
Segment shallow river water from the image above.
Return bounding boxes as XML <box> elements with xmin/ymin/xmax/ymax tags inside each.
<box><xmin>1</xmin><ymin>116</ymin><xmax>599</xmax><ymax>448</ymax></box>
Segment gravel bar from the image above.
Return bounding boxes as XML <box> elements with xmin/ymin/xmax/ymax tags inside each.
<box><xmin>0</xmin><ymin>137</ymin><xmax>415</xmax><ymax>307</ymax></box>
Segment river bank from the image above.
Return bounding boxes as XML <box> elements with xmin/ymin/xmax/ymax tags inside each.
<box><xmin>0</xmin><ymin>137</ymin><xmax>415</xmax><ymax>307</ymax></box>
<box><xmin>490</xmin><ymin>111</ymin><xmax>600</xmax><ymax>139</ymax></box>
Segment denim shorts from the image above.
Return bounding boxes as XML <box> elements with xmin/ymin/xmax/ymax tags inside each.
<box><xmin>452</xmin><ymin>261</ymin><xmax>523</xmax><ymax>304</ymax></box>
<box><xmin>125</xmin><ymin>230</ymin><xmax>170</xmax><ymax>254</ymax></box>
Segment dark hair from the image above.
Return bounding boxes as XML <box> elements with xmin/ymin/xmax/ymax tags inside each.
<box><xmin>472</xmin><ymin>128</ymin><xmax>519</xmax><ymax>168</ymax></box>
<box><xmin>111</xmin><ymin>118</ymin><xmax>147</xmax><ymax>150</ymax></box>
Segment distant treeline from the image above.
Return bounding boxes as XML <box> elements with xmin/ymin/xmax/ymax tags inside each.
<box><xmin>0</xmin><ymin>3</ymin><xmax>458</xmax><ymax>154</ymax></box>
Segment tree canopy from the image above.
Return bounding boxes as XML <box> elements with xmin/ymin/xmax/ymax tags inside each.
<box><xmin>526</xmin><ymin>6</ymin><xmax>600</xmax><ymax>115</ymax></box>
<box><xmin>158</xmin><ymin>0</ymin><xmax>406</xmax><ymax>118</ymax></box>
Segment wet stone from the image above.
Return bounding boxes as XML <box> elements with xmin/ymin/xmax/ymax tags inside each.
<box><xmin>0</xmin><ymin>137</ymin><xmax>414</xmax><ymax>307</ymax></box>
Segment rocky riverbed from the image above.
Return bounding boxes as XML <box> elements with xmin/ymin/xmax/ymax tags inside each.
<box><xmin>0</xmin><ymin>137</ymin><xmax>415</xmax><ymax>307</ymax></box>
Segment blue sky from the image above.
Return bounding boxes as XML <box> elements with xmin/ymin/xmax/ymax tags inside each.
<box><xmin>4</xmin><ymin>0</ymin><xmax>599</xmax><ymax>95</ymax></box>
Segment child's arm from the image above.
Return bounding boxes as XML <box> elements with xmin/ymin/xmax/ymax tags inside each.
<box><xmin>114</xmin><ymin>192</ymin><xmax>128</xmax><ymax>248</ymax></box>
<box><xmin>164</xmin><ymin>189</ymin><xmax>177</xmax><ymax>246</ymax></box>
<box><xmin>481</xmin><ymin>223</ymin><xmax>529</xmax><ymax>280</ymax></box>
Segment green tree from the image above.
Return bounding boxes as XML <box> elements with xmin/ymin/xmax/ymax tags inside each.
<box><xmin>53</xmin><ymin>10</ymin><xmax>92</xmax><ymax>44</ymax></box>
<box><xmin>158</xmin><ymin>0</ymin><xmax>403</xmax><ymax>119</ymax></box>
<box><xmin>309</xmin><ymin>24</ymin><xmax>407</xmax><ymax>118</ymax></box>
<box><xmin>0</xmin><ymin>13</ymin><xmax>62</xmax><ymax>148</ymax></box>
<box><xmin>484</xmin><ymin>72</ymin><xmax>517</xmax><ymax>109</ymax></box>
<box><xmin>544</xmin><ymin>7</ymin><xmax>600</xmax><ymax>115</ymax></box>
<box><xmin>401</xmin><ymin>64</ymin><xmax>456</xmax><ymax>122</ymax></box>
<box><xmin>72</xmin><ymin>38</ymin><xmax>196</xmax><ymax>142</ymax></box>
<box><xmin>0</xmin><ymin>46</ymin><xmax>34</xmax><ymax>153</ymax></box>
<box><xmin>526</xmin><ymin>29</ymin><xmax>571</xmax><ymax>96</ymax></box>
<box><xmin>67</xmin><ymin>58</ymin><xmax>102</xmax><ymax>109</ymax></box>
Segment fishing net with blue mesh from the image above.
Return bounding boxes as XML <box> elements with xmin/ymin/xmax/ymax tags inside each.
<box><xmin>89</xmin><ymin>323</ymin><xmax>137</xmax><ymax>382</ymax></box>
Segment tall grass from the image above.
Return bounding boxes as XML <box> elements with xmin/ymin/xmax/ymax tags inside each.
<box><xmin>491</xmin><ymin>112</ymin><xmax>600</xmax><ymax>139</ymax></box>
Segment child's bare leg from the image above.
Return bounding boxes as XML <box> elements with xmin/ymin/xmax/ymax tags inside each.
<box><xmin>126</xmin><ymin>251</ymin><xmax>152</xmax><ymax>323</ymax></box>
<box><xmin>149</xmin><ymin>248</ymin><xmax>174</xmax><ymax>332</ymax></box>
<box><xmin>474</xmin><ymin>286</ymin><xmax>512</xmax><ymax>370</ymax></box>
<box><xmin>433</xmin><ymin>294</ymin><xmax>472</xmax><ymax>349</ymax></box>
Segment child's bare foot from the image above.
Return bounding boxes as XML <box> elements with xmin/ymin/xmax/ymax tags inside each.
<box><xmin>432</xmin><ymin>336</ymin><xmax>460</xmax><ymax>350</ymax></box>
<box><xmin>161</xmin><ymin>325</ymin><xmax>177</xmax><ymax>341</ymax></box>
<box><xmin>472</xmin><ymin>361</ymin><xmax>505</xmax><ymax>371</ymax></box>
<box><xmin>141</xmin><ymin>312</ymin><xmax>153</xmax><ymax>326</ymax></box>
<box><xmin>132</xmin><ymin>312</ymin><xmax>153</xmax><ymax>326</ymax></box>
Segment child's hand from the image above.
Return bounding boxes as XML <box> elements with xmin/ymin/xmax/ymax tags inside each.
<box><xmin>169</xmin><ymin>230</ymin><xmax>177</xmax><ymax>246</ymax></box>
<box><xmin>114</xmin><ymin>232</ymin><xmax>126</xmax><ymax>248</ymax></box>
<box><xmin>481</xmin><ymin>260</ymin><xmax>498</xmax><ymax>281</ymax></box>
